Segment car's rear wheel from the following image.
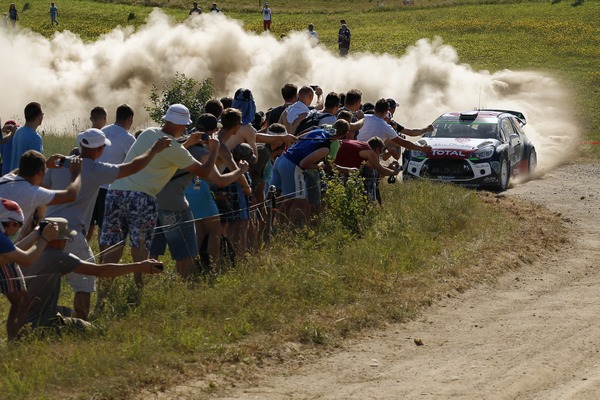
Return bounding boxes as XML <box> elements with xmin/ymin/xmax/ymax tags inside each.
<box><xmin>528</xmin><ymin>148</ymin><xmax>537</xmax><ymax>176</ymax></box>
<box><xmin>494</xmin><ymin>156</ymin><xmax>510</xmax><ymax>191</ymax></box>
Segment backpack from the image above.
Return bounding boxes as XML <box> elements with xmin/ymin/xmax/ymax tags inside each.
<box><xmin>294</xmin><ymin>112</ymin><xmax>333</xmax><ymax>136</ymax></box>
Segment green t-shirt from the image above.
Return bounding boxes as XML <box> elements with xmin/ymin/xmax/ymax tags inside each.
<box><xmin>109</xmin><ymin>127</ymin><xmax>196</xmax><ymax>197</ymax></box>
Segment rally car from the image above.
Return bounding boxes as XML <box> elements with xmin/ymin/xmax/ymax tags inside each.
<box><xmin>403</xmin><ymin>110</ymin><xmax>537</xmax><ymax>191</ymax></box>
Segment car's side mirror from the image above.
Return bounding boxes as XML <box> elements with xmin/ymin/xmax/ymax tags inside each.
<box><xmin>509</xmin><ymin>133</ymin><xmax>519</xmax><ymax>144</ymax></box>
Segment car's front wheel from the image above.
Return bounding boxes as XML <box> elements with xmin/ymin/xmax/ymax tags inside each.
<box><xmin>494</xmin><ymin>156</ymin><xmax>510</xmax><ymax>191</ymax></box>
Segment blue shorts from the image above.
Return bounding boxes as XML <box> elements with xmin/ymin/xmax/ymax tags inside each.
<box><xmin>270</xmin><ymin>155</ymin><xmax>306</xmax><ymax>199</ymax></box>
<box><xmin>150</xmin><ymin>208</ymin><xmax>199</xmax><ymax>260</ymax></box>
<box><xmin>100</xmin><ymin>190</ymin><xmax>158</xmax><ymax>251</ymax></box>
<box><xmin>185</xmin><ymin>180</ymin><xmax>219</xmax><ymax>220</ymax></box>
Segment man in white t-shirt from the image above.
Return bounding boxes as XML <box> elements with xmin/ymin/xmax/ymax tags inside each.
<box><xmin>44</xmin><ymin>128</ymin><xmax>170</xmax><ymax>320</ymax></box>
<box><xmin>357</xmin><ymin>98</ymin><xmax>432</xmax><ymax>159</ymax></box>
<box><xmin>262</xmin><ymin>2</ymin><xmax>272</xmax><ymax>31</ymax></box>
<box><xmin>87</xmin><ymin>104</ymin><xmax>136</xmax><ymax>242</ymax></box>
<box><xmin>100</xmin><ymin>104</ymin><xmax>219</xmax><ymax>287</ymax></box>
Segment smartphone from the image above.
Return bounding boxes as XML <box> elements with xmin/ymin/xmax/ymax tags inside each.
<box><xmin>202</xmin><ymin>133</ymin><xmax>210</xmax><ymax>141</ymax></box>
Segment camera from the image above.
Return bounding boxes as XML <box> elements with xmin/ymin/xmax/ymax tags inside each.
<box><xmin>38</xmin><ymin>220</ymin><xmax>49</xmax><ymax>232</ymax></box>
<box><xmin>202</xmin><ymin>133</ymin><xmax>210</xmax><ymax>141</ymax></box>
<box><xmin>55</xmin><ymin>156</ymin><xmax>72</xmax><ymax>167</ymax></box>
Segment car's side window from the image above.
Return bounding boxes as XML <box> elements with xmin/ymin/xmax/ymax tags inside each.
<box><xmin>500</xmin><ymin>119</ymin><xmax>515</xmax><ymax>141</ymax></box>
<box><xmin>509</xmin><ymin>118</ymin><xmax>525</xmax><ymax>138</ymax></box>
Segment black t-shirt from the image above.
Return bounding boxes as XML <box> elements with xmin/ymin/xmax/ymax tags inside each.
<box><xmin>268</xmin><ymin>104</ymin><xmax>289</xmax><ymax>126</ymax></box>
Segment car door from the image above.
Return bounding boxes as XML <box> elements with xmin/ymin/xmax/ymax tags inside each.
<box><xmin>500</xmin><ymin>118</ymin><xmax>521</xmax><ymax>166</ymax></box>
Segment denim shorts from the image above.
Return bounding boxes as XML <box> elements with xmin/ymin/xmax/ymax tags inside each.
<box><xmin>150</xmin><ymin>208</ymin><xmax>199</xmax><ymax>260</ymax></box>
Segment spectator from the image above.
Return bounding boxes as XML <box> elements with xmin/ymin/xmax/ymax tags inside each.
<box><xmin>99</xmin><ymin>104</ymin><xmax>218</xmax><ymax>288</ymax></box>
<box><xmin>385</xmin><ymin>98</ymin><xmax>434</xmax><ymax>139</ymax></box>
<box><xmin>0</xmin><ymin>198</ymin><xmax>59</xmax><ymax>339</ymax></box>
<box><xmin>89</xmin><ymin>106</ymin><xmax>107</xmax><ymax>129</ymax></box>
<box><xmin>8</xmin><ymin>3</ymin><xmax>17</xmax><ymax>29</ymax></box>
<box><xmin>1</xmin><ymin>120</ymin><xmax>18</xmax><ymax>174</ymax></box>
<box><xmin>205</xmin><ymin>99</ymin><xmax>224</xmax><ymax>119</ymax></box>
<box><xmin>270</xmin><ymin>120</ymin><xmax>349</xmax><ymax>224</ymax></box>
<box><xmin>43</xmin><ymin>128</ymin><xmax>170</xmax><ymax>320</ymax></box>
<box><xmin>0</xmin><ymin>150</ymin><xmax>82</xmax><ymax>237</ymax></box>
<box><xmin>189</xmin><ymin>2</ymin><xmax>202</xmax><ymax>15</ymax></box>
<box><xmin>267</xmin><ymin>83</ymin><xmax>298</xmax><ymax>126</ymax></box>
<box><xmin>210</xmin><ymin>3</ymin><xmax>221</xmax><ymax>13</ymax></box>
<box><xmin>334</xmin><ymin>137</ymin><xmax>401</xmax><ymax>202</ymax></box>
<box><xmin>184</xmin><ymin>114</ymin><xmax>247</xmax><ymax>267</ymax></box>
<box><xmin>151</xmin><ymin>114</ymin><xmax>247</xmax><ymax>279</ymax></box>
<box><xmin>49</xmin><ymin>2</ymin><xmax>58</xmax><ymax>26</ymax></box>
<box><xmin>338</xmin><ymin>23</ymin><xmax>351</xmax><ymax>56</ymax></box>
<box><xmin>3</xmin><ymin>12</ymin><xmax>9</xmax><ymax>28</ymax></box>
<box><xmin>220</xmin><ymin>96</ymin><xmax>233</xmax><ymax>109</ymax></box>
<box><xmin>9</xmin><ymin>102</ymin><xmax>45</xmax><ymax>173</ymax></box>
<box><xmin>279</xmin><ymin>86</ymin><xmax>315</xmax><ymax>135</ymax></box>
<box><xmin>87</xmin><ymin>104</ymin><xmax>136</xmax><ymax>243</ymax></box>
<box><xmin>21</xmin><ymin>217</ymin><xmax>163</xmax><ymax>333</ymax></box>
<box><xmin>356</xmin><ymin>98</ymin><xmax>431</xmax><ymax>160</ymax></box>
<box><xmin>307</xmin><ymin>23</ymin><xmax>319</xmax><ymax>44</ymax></box>
<box><xmin>262</xmin><ymin>2</ymin><xmax>272</xmax><ymax>31</ymax></box>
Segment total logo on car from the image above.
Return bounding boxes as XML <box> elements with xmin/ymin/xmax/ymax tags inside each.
<box><xmin>402</xmin><ymin>109</ymin><xmax>537</xmax><ymax>191</ymax></box>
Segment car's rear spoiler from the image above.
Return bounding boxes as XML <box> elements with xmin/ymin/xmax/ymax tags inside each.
<box><xmin>480</xmin><ymin>109</ymin><xmax>527</xmax><ymax>125</ymax></box>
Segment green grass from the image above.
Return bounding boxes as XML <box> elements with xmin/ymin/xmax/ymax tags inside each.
<box><xmin>0</xmin><ymin>0</ymin><xmax>586</xmax><ymax>397</ymax></box>
<box><xmin>1</xmin><ymin>158</ymin><xmax>560</xmax><ymax>398</ymax></box>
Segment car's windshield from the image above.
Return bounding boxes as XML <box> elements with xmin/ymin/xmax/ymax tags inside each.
<box><xmin>426</xmin><ymin>122</ymin><xmax>499</xmax><ymax>140</ymax></box>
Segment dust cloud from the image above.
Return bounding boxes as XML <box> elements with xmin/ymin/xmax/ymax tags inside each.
<box><xmin>0</xmin><ymin>10</ymin><xmax>578</xmax><ymax>171</ymax></box>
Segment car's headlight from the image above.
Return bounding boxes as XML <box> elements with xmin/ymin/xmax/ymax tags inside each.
<box><xmin>472</xmin><ymin>146</ymin><xmax>495</xmax><ymax>159</ymax></box>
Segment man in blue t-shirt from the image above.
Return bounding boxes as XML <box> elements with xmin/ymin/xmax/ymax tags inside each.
<box><xmin>270</xmin><ymin>119</ymin><xmax>348</xmax><ymax>224</ymax></box>
<box><xmin>9</xmin><ymin>102</ymin><xmax>44</xmax><ymax>172</ymax></box>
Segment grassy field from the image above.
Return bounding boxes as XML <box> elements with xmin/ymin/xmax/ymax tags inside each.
<box><xmin>0</xmin><ymin>0</ymin><xmax>591</xmax><ymax>398</ymax></box>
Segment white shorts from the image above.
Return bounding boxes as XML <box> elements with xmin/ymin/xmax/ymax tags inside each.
<box><xmin>64</xmin><ymin>231</ymin><xmax>96</xmax><ymax>293</ymax></box>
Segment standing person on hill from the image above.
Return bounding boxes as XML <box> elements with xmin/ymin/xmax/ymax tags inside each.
<box><xmin>49</xmin><ymin>2</ymin><xmax>58</xmax><ymax>25</ymax></box>
<box><xmin>87</xmin><ymin>104</ymin><xmax>136</xmax><ymax>243</ymax></box>
<box><xmin>9</xmin><ymin>102</ymin><xmax>44</xmax><ymax>173</ymax></box>
<box><xmin>338</xmin><ymin>22</ymin><xmax>351</xmax><ymax>56</ymax></box>
<box><xmin>99</xmin><ymin>104</ymin><xmax>218</xmax><ymax>288</ymax></box>
<box><xmin>43</xmin><ymin>128</ymin><xmax>171</xmax><ymax>320</ymax></box>
<box><xmin>189</xmin><ymin>2</ymin><xmax>202</xmax><ymax>15</ymax></box>
<box><xmin>8</xmin><ymin>3</ymin><xmax>17</xmax><ymax>29</ymax></box>
<box><xmin>262</xmin><ymin>2</ymin><xmax>272</xmax><ymax>31</ymax></box>
<box><xmin>307</xmin><ymin>23</ymin><xmax>319</xmax><ymax>44</ymax></box>
<box><xmin>210</xmin><ymin>3</ymin><xmax>221</xmax><ymax>13</ymax></box>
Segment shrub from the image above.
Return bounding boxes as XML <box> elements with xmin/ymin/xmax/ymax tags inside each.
<box><xmin>322</xmin><ymin>168</ymin><xmax>374</xmax><ymax>236</ymax></box>
<box><xmin>145</xmin><ymin>72</ymin><xmax>213</xmax><ymax>125</ymax></box>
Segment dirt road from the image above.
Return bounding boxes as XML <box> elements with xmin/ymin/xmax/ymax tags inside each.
<box><xmin>204</xmin><ymin>162</ymin><xmax>600</xmax><ymax>400</ymax></box>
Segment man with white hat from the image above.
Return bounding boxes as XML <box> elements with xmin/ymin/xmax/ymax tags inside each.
<box><xmin>43</xmin><ymin>128</ymin><xmax>171</xmax><ymax>320</ymax></box>
<box><xmin>21</xmin><ymin>217</ymin><xmax>163</xmax><ymax>332</ymax></box>
<box><xmin>100</xmin><ymin>104</ymin><xmax>219</xmax><ymax>288</ymax></box>
<box><xmin>0</xmin><ymin>198</ymin><xmax>59</xmax><ymax>339</ymax></box>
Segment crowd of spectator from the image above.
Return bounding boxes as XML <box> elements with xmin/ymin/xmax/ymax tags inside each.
<box><xmin>0</xmin><ymin>84</ymin><xmax>433</xmax><ymax>338</ymax></box>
